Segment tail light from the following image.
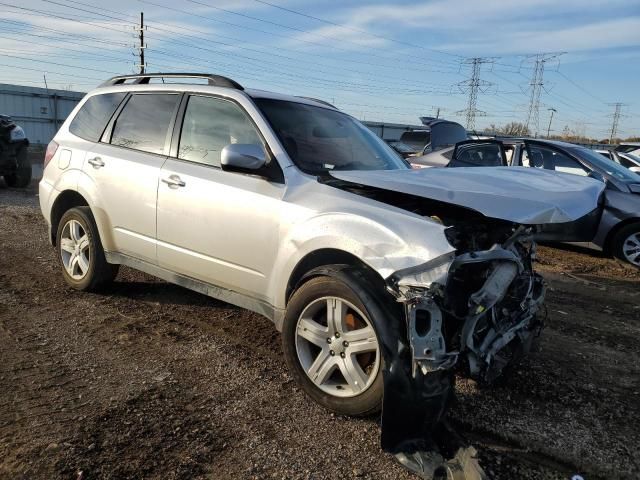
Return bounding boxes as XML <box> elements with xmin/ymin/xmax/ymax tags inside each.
<box><xmin>44</xmin><ymin>140</ymin><xmax>59</xmax><ymax>168</ymax></box>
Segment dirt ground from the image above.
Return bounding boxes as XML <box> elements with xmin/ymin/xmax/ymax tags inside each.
<box><xmin>1</xmin><ymin>183</ymin><xmax>639</xmax><ymax>480</ymax></box>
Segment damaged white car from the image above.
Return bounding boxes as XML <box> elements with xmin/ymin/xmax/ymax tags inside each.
<box><xmin>39</xmin><ymin>74</ymin><xmax>605</xmax><ymax>479</ymax></box>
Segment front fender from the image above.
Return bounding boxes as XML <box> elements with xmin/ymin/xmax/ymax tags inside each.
<box><xmin>269</xmin><ymin>210</ymin><xmax>454</xmax><ymax>309</ymax></box>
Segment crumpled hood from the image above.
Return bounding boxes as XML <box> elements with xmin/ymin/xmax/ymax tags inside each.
<box><xmin>330</xmin><ymin>166</ymin><xmax>605</xmax><ymax>224</ymax></box>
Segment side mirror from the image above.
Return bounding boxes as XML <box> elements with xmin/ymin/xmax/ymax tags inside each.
<box><xmin>588</xmin><ymin>170</ymin><xmax>605</xmax><ymax>183</ymax></box>
<box><xmin>221</xmin><ymin>144</ymin><xmax>267</xmax><ymax>172</ymax></box>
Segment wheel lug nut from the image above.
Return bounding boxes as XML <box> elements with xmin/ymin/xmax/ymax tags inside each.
<box><xmin>335</xmin><ymin>332</ymin><xmax>341</xmax><ymax>338</ymax></box>
<box><xmin>343</xmin><ymin>341</ymin><xmax>349</xmax><ymax>347</ymax></box>
<box><xmin>340</xmin><ymin>352</ymin><xmax>346</xmax><ymax>358</ymax></box>
<box><xmin>330</xmin><ymin>350</ymin><xmax>335</xmax><ymax>356</ymax></box>
<box><xmin>327</xmin><ymin>338</ymin><xmax>332</xmax><ymax>344</ymax></box>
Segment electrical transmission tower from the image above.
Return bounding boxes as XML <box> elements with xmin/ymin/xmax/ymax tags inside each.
<box><xmin>455</xmin><ymin>57</ymin><xmax>494</xmax><ymax>130</ymax></box>
<box><xmin>608</xmin><ymin>103</ymin><xmax>626</xmax><ymax>144</ymax></box>
<box><xmin>524</xmin><ymin>53</ymin><xmax>563</xmax><ymax>137</ymax></box>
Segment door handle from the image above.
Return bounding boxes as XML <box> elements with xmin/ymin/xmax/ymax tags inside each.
<box><xmin>88</xmin><ymin>157</ymin><xmax>105</xmax><ymax>168</ymax></box>
<box><xmin>161</xmin><ymin>174</ymin><xmax>186</xmax><ymax>188</ymax></box>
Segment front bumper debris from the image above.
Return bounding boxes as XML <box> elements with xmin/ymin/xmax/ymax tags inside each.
<box><xmin>379</xmin><ymin>232</ymin><xmax>544</xmax><ymax>479</ymax></box>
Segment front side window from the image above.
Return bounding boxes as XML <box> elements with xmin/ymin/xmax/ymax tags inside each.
<box><xmin>523</xmin><ymin>145</ymin><xmax>589</xmax><ymax>177</ymax></box>
<box><xmin>255</xmin><ymin>98</ymin><xmax>408</xmax><ymax>173</ymax></box>
<box><xmin>178</xmin><ymin>95</ymin><xmax>262</xmax><ymax>167</ymax></box>
<box><xmin>69</xmin><ymin>92</ymin><xmax>126</xmax><ymax>142</ymax></box>
<box><xmin>110</xmin><ymin>93</ymin><xmax>180</xmax><ymax>155</ymax></box>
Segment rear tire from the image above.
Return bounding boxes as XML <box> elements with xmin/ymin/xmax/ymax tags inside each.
<box><xmin>612</xmin><ymin>222</ymin><xmax>640</xmax><ymax>267</ymax></box>
<box><xmin>4</xmin><ymin>147</ymin><xmax>31</xmax><ymax>188</ymax></box>
<box><xmin>282</xmin><ymin>266</ymin><xmax>386</xmax><ymax>417</ymax></box>
<box><xmin>56</xmin><ymin>207</ymin><xmax>119</xmax><ymax>291</ymax></box>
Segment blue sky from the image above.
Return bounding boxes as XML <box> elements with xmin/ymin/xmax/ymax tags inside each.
<box><xmin>2</xmin><ymin>0</ymin><xmax>639</xmax><ymax>138</ymax></box>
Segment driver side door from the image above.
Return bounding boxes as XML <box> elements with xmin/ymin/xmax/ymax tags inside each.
<box><xmin>156</xmin><ymin>94</ymin><xmax>285</xmax><ymax>301</ymax></box>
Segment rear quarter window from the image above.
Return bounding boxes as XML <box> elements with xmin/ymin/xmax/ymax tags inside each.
<box><xmin>69</xmin><ymin>92</ymin><xmax>127</xmax><ymax>142</ymax></box>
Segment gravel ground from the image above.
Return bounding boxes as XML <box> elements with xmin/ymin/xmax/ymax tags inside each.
<box><xmin>1</xmin><ymin>183</ymin><xmax>639</xmax><ymax>479</ymax></box>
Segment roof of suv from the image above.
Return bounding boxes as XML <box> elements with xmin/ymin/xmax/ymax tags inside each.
<box><xmin>95</xmin><ymin>73</ymin><xmax>338</xmax><ymax>111</ymax></box>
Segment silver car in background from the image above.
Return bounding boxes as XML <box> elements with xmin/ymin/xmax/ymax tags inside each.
<box><xmin>39</xmin><ymin>73</ymin><xmax>604</xmax><ymax>477</ymax></box>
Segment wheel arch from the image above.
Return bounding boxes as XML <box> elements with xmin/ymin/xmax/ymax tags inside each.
<box><xmin>603</xmin><ymin>217</ymin><xmax>640</xmax><ymax>254</ymax></box>
<box><xmin>49</xmin><ymin>190</ymin><xmax>89</xmax><ymax>246</ymax></box>
<box><xmin>285</xmin><ymin>248</ymin><xmax>388</xmax><ymax>305</ymax></box>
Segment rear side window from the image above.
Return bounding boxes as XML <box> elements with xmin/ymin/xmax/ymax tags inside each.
<box><xmin>111</xmin><ymin>94</ymin><xmax>180</xmax><ymax>155</ymax></box>
<box><xmin>69</xmin><ymin>92</ymin><xmax>126</xmax><ymax>142</ymax></box>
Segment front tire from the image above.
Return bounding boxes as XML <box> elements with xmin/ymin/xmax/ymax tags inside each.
<box><xmin>56</xmin><ymin>207</ymin><xmax>119</xmax><ymax>291</ymax></box>
<box><xmin>612</xmin><ymin>222</ymin><xmax>640</xmax><ymax>267</ymax></box>
<box><xmin>282</xmin><ymin>267</ymin><xmax>385</xmax><ymax>416</ymax></box>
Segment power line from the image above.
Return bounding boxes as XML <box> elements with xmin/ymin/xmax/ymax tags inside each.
<box><xmin>554</xmin><ymin>70</ymin><xmax>607</xmax><ymax>104</ymax></box>
<box><xmin>138</xmin><ymin>0</ymin><xmax>461</xmax><ymax>73</ymax></box>
<box><xmin>245</xmin><ymin>0</ymin><xmax>463</xmax><ymax>60</ymax></box>
<box><xmin>35</xmin><ymin>0</ymin><xmax>465</xmax><ymax>89</ymax></box>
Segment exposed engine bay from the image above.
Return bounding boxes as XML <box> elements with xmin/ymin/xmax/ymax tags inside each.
<box><xmin>322</xmin><ymin>177</ymin><xmax>572</xmax><ymax>479</ymax></box>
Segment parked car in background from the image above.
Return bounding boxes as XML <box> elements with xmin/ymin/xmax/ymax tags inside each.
<box><xmin>414</xmin><ymin>138</ymin><xmax>640</xmax><ymax>267</ymax></box>
<box><xmin>616</xmin><ymin>142</ymin><xmax>640</xmax><ymax>157</ymax></box>
<box><xmin>386</xmin><ymin>118</ymin><xmax>467</xmax><ymax>159</ymax></box>
<box><xmin>0</xmin><ymin>114</ymin><xmax>31</xmax><ymax>187</ymax></box>
<box><xmin>416</xmin><ymin>117</ymin><xmax>467</xmax><ymax>154</ymax></box>
<box><xmin>385</xmin><ymin>139</ymin><xmax>418</xmax><ymax>159</ymax></box>
<box><xmin>397</xmin><ymin>129</ymin><xmax>430</xmax><ymax>154</ymax></box>
<box><xmin>596</xmin><ymin>149</ymin><xmax>640</xmax><ymax>174</ymax></box>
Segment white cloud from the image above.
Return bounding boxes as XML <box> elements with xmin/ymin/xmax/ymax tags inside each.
<box><xmin>285</xmin><ymin>0</ymin><xmax>637</xmax><ymax>54</ymax></box>
<box><xmin>438</xmin><ymin>17</ymin><xmax>640</xmax><ymax>55</ymax></box>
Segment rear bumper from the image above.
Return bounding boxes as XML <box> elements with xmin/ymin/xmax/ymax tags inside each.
<box><xmin>39</xmin><ymin>179</ymin><xmax>56</xmax><ymax>244</ymax></box>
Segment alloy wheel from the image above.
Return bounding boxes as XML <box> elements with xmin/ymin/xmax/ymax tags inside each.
<box><xmin>295</xmin><ymin>296</ymin><xmax>380</xmax><ymax>398</ymax></box>
<box><xmin>622</xmin><ymin>232</ymin><xmax>640</xmax><ymax>266</ymax></box>
<box><xmin>60</xmin><ymin>219</ymin><xmax>91</xmax><ymax>280</ymax></box>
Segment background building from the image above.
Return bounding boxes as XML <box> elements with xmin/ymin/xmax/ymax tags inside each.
<box><xmin>0</xmin><ymin>83</ymin><xmax>85</xmax><ymax>146</ymax></box>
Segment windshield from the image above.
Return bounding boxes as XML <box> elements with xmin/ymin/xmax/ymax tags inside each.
<box><xmin>254</xmin><ymin>98</ymin><xmax>409</xmax><ymax>173</ymax></box>
<box><xmin>571</xmin><ymin>146</ymin><xmax>640</xmax><ymax>182</ymax></box>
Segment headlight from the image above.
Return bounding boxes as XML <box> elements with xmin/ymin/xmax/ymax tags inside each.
<box><xmin>396</xmin><ymin>253</ymin><xmax>454</xmax><ymax>288</ymax></box>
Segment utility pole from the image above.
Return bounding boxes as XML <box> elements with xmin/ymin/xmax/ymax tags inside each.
<box><xmin>546</xmin><ymin>107</ymin><xmax>556</xmax><ymax>138</ymax></box>
<box><xmin>608</xmin><ymin>102</ymin><xmax>625</xmax><ymax>144</ymax></box>
<box><xmin>525</xmin><ymin>53</ymin><xmax>564</xmax><ymax>137</ymax></box>
<box><xmin>455</xmin><ymin>57</ymin><xmax>494</xmax><ymax>130</ymax></box>
<box><xmin>136</xmin><ymin>12</ymin><xmax>147</xmax><ymax>74</ymax></box>
<box><xmin>435</xmin><ymin>107</ymin><xmax>440</xmax><ymax>119</ymax></box>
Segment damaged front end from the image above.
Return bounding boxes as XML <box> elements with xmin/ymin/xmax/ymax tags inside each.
<box><xmin>319</xmin><ymin>168</ymin><xmax>604</xmax><ymax>479</ymax></box>
<box><xmin>381</xmin><ymin>224</ymin><xmax>546</xmax><ymax>479</ymax></box>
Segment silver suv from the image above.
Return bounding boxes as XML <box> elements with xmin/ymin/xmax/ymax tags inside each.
<box><xmin>40</xmin><ymin>73</ymin><xmax>603</xmax><ymax>473</ymax></box>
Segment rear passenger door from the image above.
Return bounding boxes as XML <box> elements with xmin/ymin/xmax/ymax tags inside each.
<box><xmin>156</xmin><ymin>94</ymin><xmax>285</xmax><ymax>301</ymax></box>
<box><xmin>84</xmin><ymin>92</ymin><xmax>181</xmax><ymax>263</ymax></box>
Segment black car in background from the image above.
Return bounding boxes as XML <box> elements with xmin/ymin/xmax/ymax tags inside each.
<box><xmin>414</xmin><ymin>138</ymin><xmax>640</xmax><ymax>267</ymax></box>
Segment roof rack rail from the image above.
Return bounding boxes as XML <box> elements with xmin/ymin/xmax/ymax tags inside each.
<box><xmin>99</xmin><ymin>73</ymin><xmax>243</xmax><ymax>90</ymax></box>
<box><xmin>297</xmin><ymin>96</ymin><xmax>336</xmax><ymax>109</ymax></box>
